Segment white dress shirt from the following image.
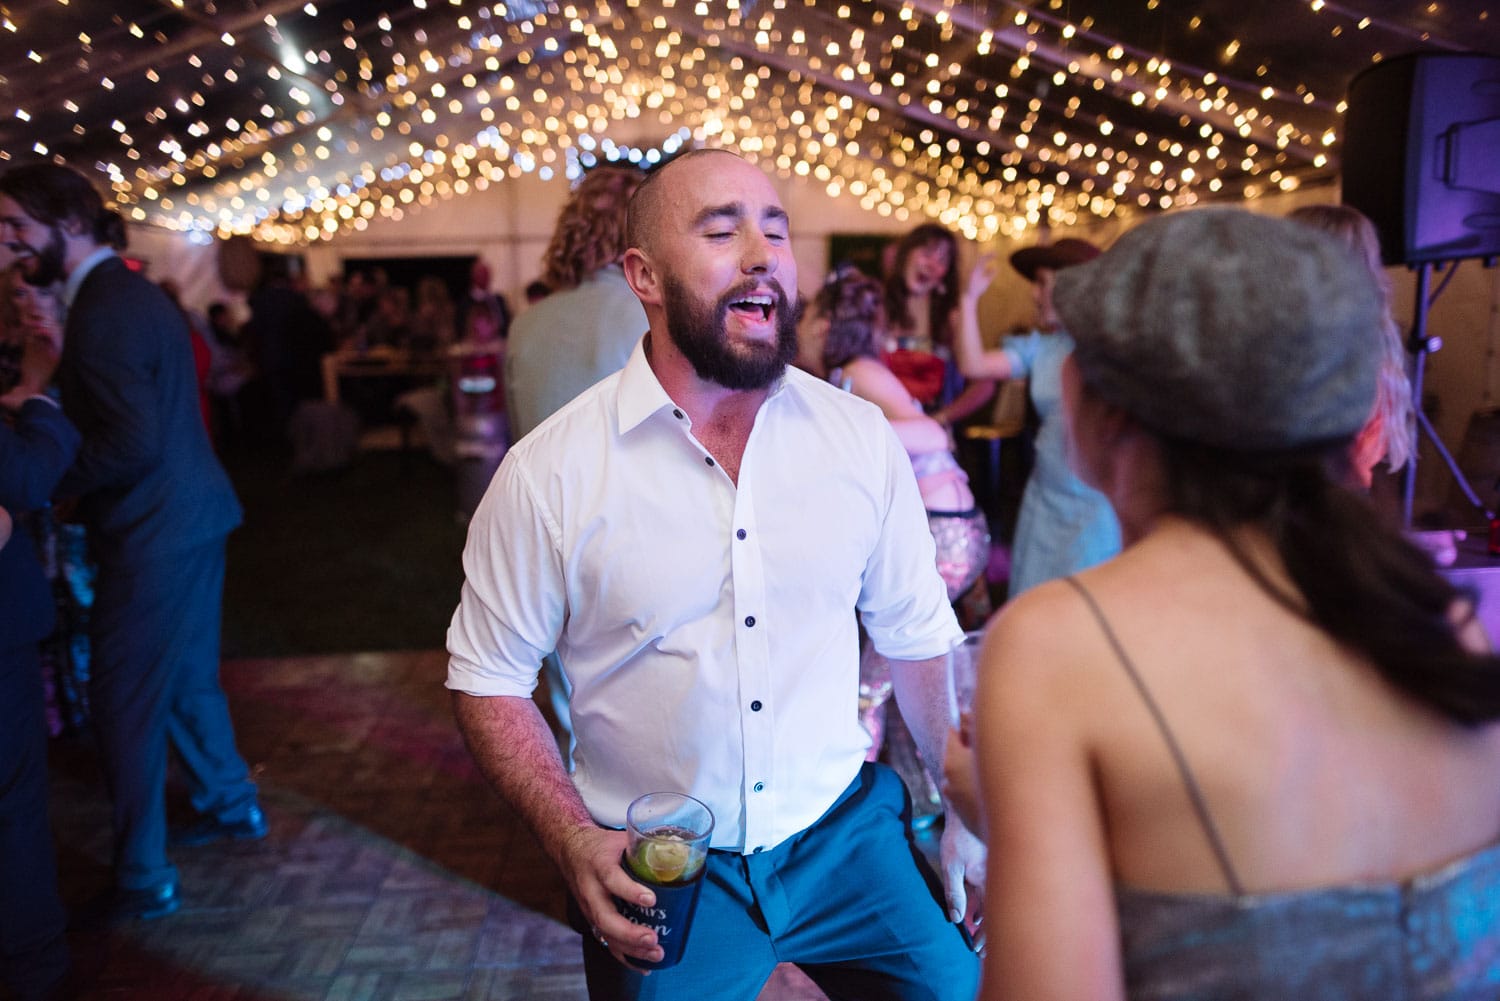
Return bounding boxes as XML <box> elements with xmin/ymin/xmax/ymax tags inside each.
<box><xmin>447</xmin><ymin>339</ymin><xmax>961</xmax><ymax>853</ymax></box>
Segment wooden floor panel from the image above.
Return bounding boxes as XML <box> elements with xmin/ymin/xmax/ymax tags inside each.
<box><xmin>48</xmin><ymin>651</ymin><xmax>834</xmax><ymax>1000</ymax></box>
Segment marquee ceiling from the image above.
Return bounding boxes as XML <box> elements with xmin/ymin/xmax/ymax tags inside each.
<box><xmin>1</xmin><ymin>0</ymin><xmax>1495</xmax><ymax>246</ymax></box>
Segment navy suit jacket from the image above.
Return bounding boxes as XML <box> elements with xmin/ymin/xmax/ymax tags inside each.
<box><xmin>56</xmin><ymin>256</ymin><xmax>241</xmax><ymax>565</ymax></box>
<box><xmin>0</xmin><ymin>398</ymin><xmax>80</xmax><ymax>649</ymax></box>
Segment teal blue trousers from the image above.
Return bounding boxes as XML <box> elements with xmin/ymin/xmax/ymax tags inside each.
<box><xmin>579</xmin><ymin>762</ymin><xmax>979</xmax><ymax>1001</ymax></box>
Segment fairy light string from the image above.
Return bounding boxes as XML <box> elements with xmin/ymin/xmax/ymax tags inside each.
<box><xmin>0</xmin><ymin>0</ymin><xmax>1489</xmax><ymax>245</ymax></box>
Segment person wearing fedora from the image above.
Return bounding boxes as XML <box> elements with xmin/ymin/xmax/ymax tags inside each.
<box><xmin>954</xmin><ymin>237</ymin><xmax>1121</xmax><ymax>599</ymax></box>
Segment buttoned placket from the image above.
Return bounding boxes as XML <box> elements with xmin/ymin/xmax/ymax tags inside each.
<box><xmin>675</xmin><ymin>401</ymin><xmax>781</xmax><ymax>850</ymax></box>
<box><xmin>667</xmin><ymin>399</ymin><xmax>777</xmax><ymax>851</ymax></box>
<box><xmin>727</xmin><ymin>441</ymin><xmax>775</xmax><ymax>853</ymax></box>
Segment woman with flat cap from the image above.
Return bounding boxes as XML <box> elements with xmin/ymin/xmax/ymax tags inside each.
<box><xmin>947</xmin><ymin>208</ymin><xmax>1500</xmax><ymax>1000</ymax></box>
<box><xmin>955</xmin><ymin>238</ymin><xmax>1120</xmax><ymax>598</ymax></box>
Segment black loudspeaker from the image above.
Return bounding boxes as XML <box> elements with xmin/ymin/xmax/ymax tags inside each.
<box><xmin>1342</xmin><ymin>53</ymin><xmax>1500</xmax><ymax>266</ymax></box>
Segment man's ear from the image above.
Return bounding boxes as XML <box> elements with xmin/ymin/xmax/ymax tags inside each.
<box><xmin>622</xmin><ymin>247</ymin><xmax>662</xmax><ymax>307</ymax></box>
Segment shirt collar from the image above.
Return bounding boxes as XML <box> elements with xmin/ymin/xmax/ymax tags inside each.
<box><xmin>614</xmin><ymin>333</ymin><xmax>793</xmax><ymax>435</ymax></box>
<box><xmin>616</xmin><ymin>335</ymin><xmax>675</xmax><ymax>435</ymax></box>
<box><xmin>63</xmin><ymin>246</ymin><xmax>117</xmax><ymax>313</ymax></box>
<box><xmin>592</xmin><ymin>262</ymin><xmax>626</xmax><ymax>280</ymax></box>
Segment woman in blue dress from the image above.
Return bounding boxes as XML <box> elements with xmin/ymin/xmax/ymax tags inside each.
<box><xmin>954</xmin><ymin>238</ymin><xmax>1120</xmax><ymax>598</ymax></box>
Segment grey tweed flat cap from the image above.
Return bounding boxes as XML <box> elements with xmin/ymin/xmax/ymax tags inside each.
<box><xmin>1053</xmin><ymin>207</ymin><xmax>1383</xmax><ymax>450</ymax></box>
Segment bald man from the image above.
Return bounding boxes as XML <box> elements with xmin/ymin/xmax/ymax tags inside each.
<box><xmin>448</xmin><ymin>149</ymin><xmax>981</xmax><ymax>1001</ymax></box>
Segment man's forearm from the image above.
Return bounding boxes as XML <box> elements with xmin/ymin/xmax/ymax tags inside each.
<box><xmin>454</xmin><ymin>691</ymin><xmax>669</xmax><ymax>964</ymax></box>
<box><xmin>892</xmin><ymin>651</ymin><xmax>988</xmax><ymax>923</ymax></box>
<box><xmin>451</xmin><ymin>691</ymin><xmax>598</xmax><ymax>863</ymax></box>
<box><xmin>889</xmin><ymin>654</ymin><xmax>955</xmax><ymax>791</ymax></box>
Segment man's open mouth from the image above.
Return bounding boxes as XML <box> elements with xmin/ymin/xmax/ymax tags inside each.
<box><xmin>728</xmin><ymin>293</ymin><xmax>775</xmax><ymax>322</ymax></box>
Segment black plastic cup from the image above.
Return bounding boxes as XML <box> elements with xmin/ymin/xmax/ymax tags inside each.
<box><xmin>615</xmin><ymin>792</ymin><xmax>714</xmax><ymax>970</ymax></box>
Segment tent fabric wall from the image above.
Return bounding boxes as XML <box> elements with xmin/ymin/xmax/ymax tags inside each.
<box><xmin>120</xmin><ymin>171</ymin><xmax>1500</xmax><ymax>516</ymax></box>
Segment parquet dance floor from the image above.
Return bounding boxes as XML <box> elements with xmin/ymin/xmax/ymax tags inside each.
<box><xmin>47</xmin><ymin>651</ymin><xmax>834</xmax><ymax>1000</ymax></box>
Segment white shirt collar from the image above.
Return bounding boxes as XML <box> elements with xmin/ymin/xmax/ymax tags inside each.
<box><xmin>63</xmin><ymin>246</ymin><xmax>117</xmax><ymax>314</ymax></box>
<box><xmin>614</xmin><ymin>333</ymin><xmax>791</xmax><ymax>437</ymax></box>
<box><xmin>615</xmin><ymin>336</ymin><xmax>680</xmax><ymax>435</ymax></box>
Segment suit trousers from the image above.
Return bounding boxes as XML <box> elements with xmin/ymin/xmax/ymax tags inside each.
<box><xmin>580</xmin><ymin>762</ymin><xmax>979</xmax><ymax>1001</ymax></box>
<box><xmin>90</xmin><ymin>536</ymin><xmax>258</xmax><ymax>891</ymax></box>
<box><xmin>0</xmin><ymin>644</ymin><xmax>70</xmax><ymax>1000</ymax></box>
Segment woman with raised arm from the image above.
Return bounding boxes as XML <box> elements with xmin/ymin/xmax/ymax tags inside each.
<box><xmin>947</xmin><ymin>208</ymin><xmax>1500</xmax><ymax>1000</ymax></box>
<box><xmin>954</xmin><ymin>238</ymin><xmax>1120</xmax><ymax>598</ymax></box>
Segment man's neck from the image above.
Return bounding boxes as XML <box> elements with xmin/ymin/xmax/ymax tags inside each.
<box><xmin>62</xmin><ymin>242</ymin><xmax>116</xmax><ymax>313</ymax></box>
<box><xmin>643</xmin><ymin>329</ymin><xmax>771</xmax><ymax>486</ymax></box>
<box><xmin>63</xmin><ymin>238</ymin><xmax>107</xmax><ymax>280</ymax></box>
<box><xmin>643</xmin><ymin>330</ymin><xmax>770</xmax><ymax>426</ymax></box>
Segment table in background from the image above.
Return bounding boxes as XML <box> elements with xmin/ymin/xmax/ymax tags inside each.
<box><xmin>320</xmin><ymin>349</ymin><xmax>449</xmax><ymax>405</ymax></box>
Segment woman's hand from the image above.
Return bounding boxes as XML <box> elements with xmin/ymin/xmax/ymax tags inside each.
<box><xmin>941</xmin><ymin>711</ymin><xmax>984</xmax><ymax>837</ymax></box>
<box><xmin>0</xmin><ymin>330</ymin><xmax>61</xmax><ymax>411</ymax></box>
<box><xmin>964</xmin><ymin>252</ymin><xmax>1002</xmax><ymax>304</ymax></box>
<box><xmin>955</xmin><ymin>255</ymin><xmax>1014</xmax><ymax>381</ymax></box>
<box><xmin>19</xmin><ymin>299</ymin><xmax>61</xmax><ymax>352</ymax></box>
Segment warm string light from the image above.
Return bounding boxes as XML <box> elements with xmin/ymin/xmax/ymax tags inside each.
<box><xmin>0</xmin><ymin>0</ymin><xmax>1485</xmax><ymax>245</ymax></box>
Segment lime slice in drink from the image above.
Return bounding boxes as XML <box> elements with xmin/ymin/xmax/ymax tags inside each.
<box><xmin>638</xmin><ymin>838</ymin><xmax>693</xmax><ymax>884</ymax></box>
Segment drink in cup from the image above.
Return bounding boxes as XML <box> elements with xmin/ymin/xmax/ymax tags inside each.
<box><xmin>616</xmin><ymin>792</ymin><xmax>714</xmax><ymax>970</ymax></box>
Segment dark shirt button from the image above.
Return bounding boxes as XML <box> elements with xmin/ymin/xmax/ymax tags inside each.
<box><xmin>673</xmin><ymin>408</ymin><xmax>683</xmax><ymax>419</ymax></box>
<box><xmin>753</xmin><ymin>781</ymin><xmax>765</xmax><ymax>792</ymax></box>
<box><xmin>752</xmin><ymin>846</ymin><xmax>765</xmax><ymax>854</ymax></box>
<box><xmin>750</xmin><ymin>700</ymin><xmax>763</xmax><ymax>712</ymax></box>
<box><xmin>736</xmin><ymin>528</ymin><xmax>747</xmax><ymax>540</ymax></box>
<box><xmin>744</xmin><ymin>615</ymin><xmax>755</xmax><ymax>627</ymax></box>
<box><xmin>705</xmin><ymin>456</ymin><xmax>715</xmax><ymax>467</ymax></box>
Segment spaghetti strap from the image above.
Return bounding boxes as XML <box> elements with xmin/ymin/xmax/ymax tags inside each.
<box><xmin>1062</xmin><ymin>575</ymin><xmax>1247</xmax><ymax>897</ymax></box>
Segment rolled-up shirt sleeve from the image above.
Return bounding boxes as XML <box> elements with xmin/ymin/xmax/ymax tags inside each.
<box><xmin>856</xmin><ymin>418</ymin><xmax>964</xmax><ymax>661</ymax></box>
<box><xmin>446</xmin><ymin>452</ymin><xmax>568</xmax><ymax>697</ymax></box>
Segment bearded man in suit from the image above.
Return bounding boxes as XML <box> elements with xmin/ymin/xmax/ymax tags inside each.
<box><xmin>0</xmin><ymin>163</ymin><xmax>264</xmax><ymax>921</ymax></box>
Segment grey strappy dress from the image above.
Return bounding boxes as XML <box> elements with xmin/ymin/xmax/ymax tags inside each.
<box><xmin>1064</xmin><ymin>576</ymin><xmax>1500</xmax><ymax>1001</ymax></box>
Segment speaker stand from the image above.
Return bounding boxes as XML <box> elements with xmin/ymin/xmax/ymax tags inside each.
<box><xmin>1401</xmin><ymin>260</ymin><xmax>1496</xmax><ymax>530</ymax></box>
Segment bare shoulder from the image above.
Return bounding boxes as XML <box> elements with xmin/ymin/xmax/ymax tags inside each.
<box><xmin>978</xmin><ymin>576</ymin><xmax>1111</xmax><ymax>723</ymax></box>
<box><xmin>975</xmin><ymin>548</ymin><xmax>1197</xmax><ymax>738</ymax></box>
<box><xmin>985</xmin><ymin>577</ymin><xmax>1095</xmax><ymax>658</ymax></box>
<box><xmin>846</xmin><ymin>356</ymin><xmax>906</xmax><ymax>395</ymax></box>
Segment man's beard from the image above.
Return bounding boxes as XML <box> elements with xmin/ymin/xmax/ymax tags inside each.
<box><xmin>10</xmin><ymin>224</ymin><xmax>67</xmax><ymax>287</ymax></box>
<box><xmin>662</xmin><ymin>276</ymin><xmax>799</xmax><ymax>391</ymax></box>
